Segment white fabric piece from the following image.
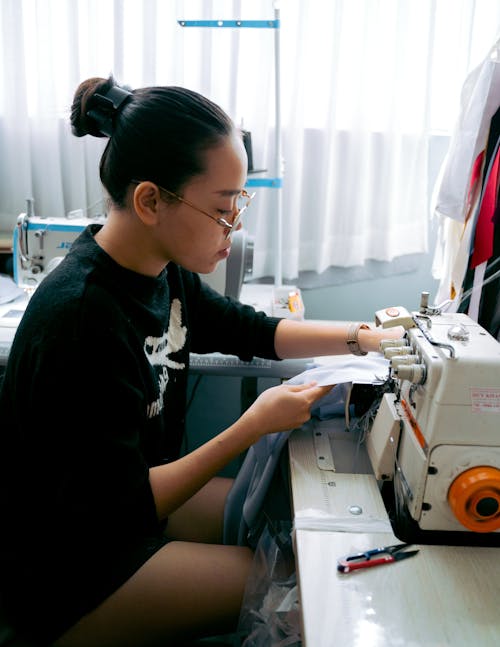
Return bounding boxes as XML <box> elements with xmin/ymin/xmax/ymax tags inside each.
<box><xmin>0</xmin><ymin>275</ymin><xmax>25</xmax><ymax>305</ymax></box>
<box><xmin>293</xmin><ymin>513</ymin><xmax>392</xmax><ymax>534</ymax></box>
<box><xmin>468</xmin><ymin>261</ymin><xmax>488</xmax><ymax>321</ymax></box>
<box><xmin>432</xmin><ymin>194</ymin><xmax>477</xmax><ymax>308</ymax></box>
<box><xmin>287</xmin><ymin>353</ymin><xmax>390</xmax><ymax>387</ymax></box>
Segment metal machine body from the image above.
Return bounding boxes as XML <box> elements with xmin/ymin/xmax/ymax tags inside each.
<box><xmin>367</xmin><ymin>297</ymin><xmax>500</xmax><ymax>540</ymax></box>
<box><xmin>14</xmin><ymin>204</ymin><xmax>106</xmax><ymax>289</ymax></box>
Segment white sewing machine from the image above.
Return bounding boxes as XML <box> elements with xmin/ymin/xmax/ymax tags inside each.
<box><xmin>13</xmin><ymin>200</ymin><xmax>107</xmax><ymax>289</ymax></box>
<box><xmin>367</xmin><ymin>294</ymin><xmax>500</xmax><ymax>543</ymax></box>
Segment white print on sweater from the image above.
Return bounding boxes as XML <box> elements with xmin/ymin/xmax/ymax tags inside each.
<box><xmin>144</xmin><ymin>298</ymin><xmax>187</xmax><ymax>418</ymax></box>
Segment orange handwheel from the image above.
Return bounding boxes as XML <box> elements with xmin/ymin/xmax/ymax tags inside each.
<box><xmin>448</xmin><ymin>466</ymin><xmax>500</xmax><ymax>533</ymax></box>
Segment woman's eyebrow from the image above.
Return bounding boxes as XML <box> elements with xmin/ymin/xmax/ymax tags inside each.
<box><xmin>214</xmin><ymin>189</ymin><xmax>242</xmax><ymax>197</ymax></box>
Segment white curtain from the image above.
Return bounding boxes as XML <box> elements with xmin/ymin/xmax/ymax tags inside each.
<box><xmin>1</xmin><ymin>0</ymin><xmax>499</xmax><ymax>281</ymax></box>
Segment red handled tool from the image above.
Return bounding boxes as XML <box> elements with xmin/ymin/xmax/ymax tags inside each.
<box><xmin>337</xmin><ymin>542</ymin><xmax>418</xmax><ymax>574</ymax></box>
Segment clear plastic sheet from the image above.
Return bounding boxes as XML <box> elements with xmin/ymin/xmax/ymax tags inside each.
<box><xmin>238</xmin><ymin>521</ymin><xmax>301</xmax><ymax>647</ymax></box>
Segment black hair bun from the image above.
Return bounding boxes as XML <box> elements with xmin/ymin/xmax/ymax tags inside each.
<box><xmin>70</xmin><ymin>76</ymin><xmax>115</xmax><ymax>138</ymax></box>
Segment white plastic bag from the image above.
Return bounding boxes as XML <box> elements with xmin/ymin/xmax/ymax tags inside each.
<box><xmin>238</xmin><ymin>521</ymin><xmax>301</xmax><ymax>647</ymax></box>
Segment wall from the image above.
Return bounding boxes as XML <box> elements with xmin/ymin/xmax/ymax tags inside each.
<box><xmin>301</xmin><ymin>223</ymin><xmax>440</xmax><ymax>321</ymax></box>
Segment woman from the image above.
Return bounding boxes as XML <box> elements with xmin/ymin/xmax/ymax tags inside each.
<box><xmin>0</xmin><ymin>76</ymin><xmax>403</xmax><ymax>646</ymax></box>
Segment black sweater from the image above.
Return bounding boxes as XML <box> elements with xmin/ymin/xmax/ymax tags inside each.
<box><xmin>0</xmin><ymin>225</ymin><xmax>280</xmax><ymax>643</ymax></box>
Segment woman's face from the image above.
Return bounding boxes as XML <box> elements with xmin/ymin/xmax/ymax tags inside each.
<box><xmin>159</xmin><ymin>132</ymin><xmax>249</xmax><ymax>275</ymax></box>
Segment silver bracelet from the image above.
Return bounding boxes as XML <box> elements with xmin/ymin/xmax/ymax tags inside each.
<box><xmin>346</xmin><ymin>322</ymin><xmax>369</xmax><ymax>356</ymax></box>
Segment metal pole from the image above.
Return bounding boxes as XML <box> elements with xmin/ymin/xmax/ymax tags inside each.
<box><xmin>273</xmin><ymin>2</ymin><xmax>282</xmax><ymax>287</ymax></box>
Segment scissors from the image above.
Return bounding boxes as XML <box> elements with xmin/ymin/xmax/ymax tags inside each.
<box><xmin>337</xmin><ymin>542</ymin><xmax>419</xmax><ymax>574</ymax></box>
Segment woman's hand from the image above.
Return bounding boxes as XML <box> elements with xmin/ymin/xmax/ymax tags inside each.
<box><xmin>359</xmin><ymin>325</ymin><xmax>406</xmax><ymax>353</ymax></box>
<box><xmin>240</xmin><ymin>381</ymin><xmax>333</xmax><ymax>438</ymax></box>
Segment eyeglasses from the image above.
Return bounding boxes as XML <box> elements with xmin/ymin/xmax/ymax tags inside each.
<box><xmin>160</xmin><ymin>186</ymin><xmax>255</xmax><ymax>240</ymax></box>
<box><xmin>132</xmin><ymin>180</ymin><xmax>255</xmax><ymax>240</ymax></box>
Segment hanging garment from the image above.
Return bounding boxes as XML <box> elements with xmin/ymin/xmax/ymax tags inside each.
<box><xmin>432</xmin><ymin>37</ymin><xmax>500</xmax><ymax>224</ymax></box>
<box><xmin>431</xmin><ymin>153</ymin><xmax>483</xmax><ymax>310</ymax></box>
<box><xmin>457</xmin><ymin>110</ymin><xmax>500</xmax><ymax>321</ymax></box>
<box><xmin>431</xmin><ymin>37</ymin><xmax>500</xmax><ymax>306</ymax></box>
<box><xmin>470</xmin><ymin>112</ymin><xmax>500</xmax><ymax>269</ymax></box>
<box><xmin>477</xmin><ymin>224</ymin><xmax>500</xmax><ymax>339</ymax></box>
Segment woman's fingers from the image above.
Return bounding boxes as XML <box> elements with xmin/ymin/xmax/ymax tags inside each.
<box><xmin>243</xmin><ymin>381</ymin><xmax>335</xmax><ymax>437</ymax></box>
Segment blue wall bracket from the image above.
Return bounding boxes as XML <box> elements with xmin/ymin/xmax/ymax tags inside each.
<box><xmin>245</xmin><ymin>177</ymin><xmax>282</xmax><ymax>188</ymax></box>
<box><xmin>178</xmin><ymin>19</ymin><xmax>279</xmax><ymax>29</ymax></box>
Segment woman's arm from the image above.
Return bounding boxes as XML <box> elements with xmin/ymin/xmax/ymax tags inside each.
<box><xmin>149</xmin><ymin>380</ymin><xmax>331</xmax><ymax>519</ymax></box>
<box><xmin>273</xmin><ymin>318</ymin><xmax>405</xmax><ymax>358</ymax></box>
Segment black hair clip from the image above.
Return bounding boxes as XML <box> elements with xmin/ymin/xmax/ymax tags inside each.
<box><xmin>87</xmin><ymin>84</ymin><xmax>133</xmax><ymax>137</ymax></box>
<box><xmin>95</xmin><ymin>85</ymin><xmax>132</xmax><ymax>110</ymax></box>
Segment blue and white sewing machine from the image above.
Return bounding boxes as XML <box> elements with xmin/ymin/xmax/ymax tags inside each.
<box><xmin>13</xmin><ymin>199</ymin><xmax>106</xmax><ymax>289</ymax></box>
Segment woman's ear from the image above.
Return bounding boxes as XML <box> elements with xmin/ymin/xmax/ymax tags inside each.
<box><xmin>132</xmin><ymin>181</ymin><xmax>163</xmax><ymax>226</ymax></box>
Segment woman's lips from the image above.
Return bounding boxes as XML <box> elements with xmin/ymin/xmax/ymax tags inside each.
<box><xmin>217</xmin><ymin>246</ymin><xmax>231</xmax><ymax>260</ymax></box>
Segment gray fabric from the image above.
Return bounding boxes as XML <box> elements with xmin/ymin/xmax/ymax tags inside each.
<box><xmin>223</xmin><ymin>430</ymin><xmax>291</xmax><ymax>548</ymax></box>
<box><xmin>223</xmin><ymin>383</ymin><xmax>349</xmax><ymax>548</ymax></box>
